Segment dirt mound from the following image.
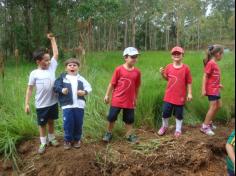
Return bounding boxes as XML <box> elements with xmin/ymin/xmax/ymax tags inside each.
<box><xmin>0</xmin><ymin>122</ymin><xmax>234</xmax><ymax>176</ymax></box>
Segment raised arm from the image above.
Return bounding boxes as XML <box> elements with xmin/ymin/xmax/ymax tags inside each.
<box><xmin>47</xmin><ymin>33</ymin><xmax>58</xmax><ymax>60</ymax></box>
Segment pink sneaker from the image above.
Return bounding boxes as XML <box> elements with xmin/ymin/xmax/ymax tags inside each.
<box><xmin>174</xmin><ymin>131</ymin><xmax>182</xmax><ymax>138</ymax></box>
<box><xmin>158</xmin><ymin>126</ymin><xmax>168</xmax><ymax>136</ymax></box>
<box><xmin>200</xmin><ymin>124</ymin><xmax>215</xmax><ymax>136</ymax></box>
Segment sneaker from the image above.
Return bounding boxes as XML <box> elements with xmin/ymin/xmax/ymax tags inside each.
<box><xmin>127</xmin><ymin>134</ymin><xmax>139</xmax><ymax>144</ymax></box>
<box><xmin>64</xmin><ymin>141</ymin><xmax>72</xmax><ymax>150</ymax></box>
<box><xmin>38</xmin><ymin>144</ymin><xmax>46</xmax><ymax>154</ymax></box>
<box><xmin>49</xmin><ymin>139</ymin><xmax>59</xmax><ymax>147</ymax></box>
<box><xmin>209</xmin><ymin>122</ymin><xmax>217</xmax><ymax>130</ymax></box>
<box><xmin>174</xmin><ymin>131</ymin><xmax>182</xmax><ymax>138</ymax></box>
<box><xmin>200</xmin><ymin>125</ymin><xmax>215</xmax><ymax>136</ymax></box>
<box><xmin>102</xmin><ymin>132</ymin><xmax>112</xmax><ymax>142</ymax></box>
<box><xmin>158</xmin><ymin>126</ymin><xmax>168</xmax><ymax>136</ymax></box>
<box><xmin>73</xmin><ymin>141</ymin><xmax>81</xmax><ymax>148</ymax></box>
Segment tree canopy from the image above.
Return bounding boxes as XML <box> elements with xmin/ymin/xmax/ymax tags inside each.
<box><xmin>0</xmin><ymin>0</ymin><xmax>234</xmax><ymax>58</ymax></box>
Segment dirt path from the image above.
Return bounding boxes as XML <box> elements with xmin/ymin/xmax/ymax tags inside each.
<box><xmin>0</xmin><ymin>121</ymin><xmax>235</xmax><ymax>176</ymax></box>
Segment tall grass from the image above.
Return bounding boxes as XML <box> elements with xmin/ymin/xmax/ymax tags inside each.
<box><xmin>0</xmin><ymin>51</ymin><xmax>234</xmax><ymax>164</ymax></box>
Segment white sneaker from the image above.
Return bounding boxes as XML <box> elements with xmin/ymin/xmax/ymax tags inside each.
<box><xmin>200</xmin><ymin>124</ymin><xmax>215</xmax><ymax>136</ymax></box>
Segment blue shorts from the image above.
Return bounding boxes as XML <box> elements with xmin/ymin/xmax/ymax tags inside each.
<box><xmin>36</xmin><ymin>103</ymin><xmax>58</xmax><ymax>126</ymax></box>
<box><xmin>162</xmin><ymin>102</ymin><xmax>184</xmax><ymax>120</ymax></box>
<box><xmin>208</xmin><ymin>95</ymin><xmax>221</xmax><ymax>101</ymax></box>
<box><xmin>107</xmin><ymin>106</ymin><xmax>134</xmax><ymax>124</ymax></box>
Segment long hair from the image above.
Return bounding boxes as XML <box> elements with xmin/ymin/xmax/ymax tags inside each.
<box><xmin>203</xmin><ymin>45</ymin><xmax>224</xmax><ymax>66</ymax></box>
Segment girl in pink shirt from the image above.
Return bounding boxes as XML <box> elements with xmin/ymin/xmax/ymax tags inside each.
<box><xmin>200</xmin><ymin>45</ymin><xmax>224</xmax><ymax>136</ymax></box>
<box><xmin>158</xmin><ymin>46</ymin><xmax>192</xmax><ymax>138</ymax></box>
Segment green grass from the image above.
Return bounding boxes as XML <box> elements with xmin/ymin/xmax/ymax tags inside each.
<box><xmin>0</xmin><ymin>51</ymin><xmax>234</xmax><ymax>165</ymax></box>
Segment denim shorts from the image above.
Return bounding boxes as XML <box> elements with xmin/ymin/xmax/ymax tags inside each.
<box><xmin>208</xmin><ymin>95</ymin><xmax>221</xmax><ymax>101</ymax></box>
<box><xmin>107</xmin><ymin>106</ymin><xmax>134</xmax><ymax>124</ymax></box>
<box><xmin>162</xmin><ymin>102</ymin><xmax>184</xmax><ymax>120</ymax></box>
<box><xmin>36</xmin><ymin>103</ymin><xmax>58</xmax><ymax>126</ymax></box>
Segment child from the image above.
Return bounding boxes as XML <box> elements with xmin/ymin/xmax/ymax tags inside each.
<box><xmin>25</xmin><ymin>33</ymin><xmax>59</xmax><ymax>154</ymax></box>
<box><xmin>158</xmin><ymin>46</ymin><xmax>192</xmax><ymax>138</ymax></box>
<box><xmin>53</xmin><ymin>58</ymin><xmax>92</xmax><ymax>149</ymax></box>
<box><xmin>200</xmin><ymin>45</ymin><xmax>224</xmax><ymax>136</ymax></box>
<box><xmin>102</xmin><ymin>47</ymin><xmax>141</xmax><ymax>143</ymax></box>
<box><xmin>226</xmin><ymin>130</ymin><xmax>235</xmax><ymax>176</ymax></box>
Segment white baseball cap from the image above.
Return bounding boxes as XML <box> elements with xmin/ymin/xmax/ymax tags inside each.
<box><xmin>123</xmin><ymin>47</ymin><xmax>140</xmax><ymax>56</ymax></box>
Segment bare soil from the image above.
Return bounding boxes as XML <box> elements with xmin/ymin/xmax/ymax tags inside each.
<box><xmin>0</xmin><ymin>121</ymin><xmax>234</xmax><ymax>176</ymax></box>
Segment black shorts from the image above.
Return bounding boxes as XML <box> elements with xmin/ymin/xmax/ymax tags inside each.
<box><xmin>162</xmin><ymin>102</ymin><xmax>184</xmax><ymax>120</ymax></box>
<box><xmin>36</xmin><ymin>103</ymin><xmax>58</xmax><ymax>126</ymax></box>
<box><xmin>208</xmin><ymin>95</ymin><xmax>221</xmax><ymax>101</ymax></box>
<box><xmin>107</xmin><ymin>106</ymin><xmax>134</xmax><ymax>124</ymax></box>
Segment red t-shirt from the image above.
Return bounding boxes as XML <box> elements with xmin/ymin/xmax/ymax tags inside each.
<box><xmin>163</xmin><ymin>64</ymin><xmax>192</xmax><ymax>105</ymax></box>
<box><xmin>111</xmin><ymin>65</ymin><xmax>141</xmax><ymax>109</ymax></box>
<box><xmin>204</xmin><ymin>60</ymin><xmax>221</xmax><ymax>96</ymax></box>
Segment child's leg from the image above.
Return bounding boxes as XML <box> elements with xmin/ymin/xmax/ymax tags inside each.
<box><xmin>39</xmin><ymin>125</ymin><xmax>47</xmax><ymax>145</ymax></box>
<box><xmin>125</xmin><ymin>123</ymin><xmax>133</xmax><ymax>137</ymax></box>
<box><xmin>106</xmin><ymin>106</ymin><xmax>121</xmax><ymax>133</ymax></box>
<box><xmin>173</xmin><ymin>105</ymin><xmax>184</xmax><ymax>133</ymax></box>
<box><xmin>161</xmin><ymin>102</ymin><xmax>173</xmax><ymax>127</ymax></box>
<box><xmin>73</xmin><ymin>108</ymin><xmax>84</xmax><ymax>141</ymax></box>
<box><xmin>63</xmin><ymin>108</ymin><xmax>74</xmax><ymax>142</ymax></box>
<box><xmin>47</xmin><ymin>103</ymin><xmax>59</xmax><ymax>142</ymax></box>
<box><xmin>123</xmin><ymin>108</ymin><xmax>135</xmax><ymax>137</ymax></box>
<box><xmin>48</xmin><ymin>119</ymin><xmax>54</xmax><ymax>133</ymax></box>
<box><xmin>103</xmin><ymin>107</ymin><xmax>120</xmax><ymax>142</ymax></box>
<box><xmin>107</xmin><ymin>122</ymin><xmax>115</xmax><ymax>133</ymax></box>
<box><xmin>204</xmin><ymin>99</ymin><xmax>221</xmax><ymax>125</ymax></box>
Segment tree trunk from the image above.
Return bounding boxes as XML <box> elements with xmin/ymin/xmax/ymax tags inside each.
<box><xmin>131</xmin><ymin>0</ymin><xmax>136</xmax><ymax>47</ymax></box>
<box><xmin>145</xmin><ymin>21</ymin><xmax>148</xmax><ymax>51</ymax></box>
<box><xmin>124</xmin><ymin>19</ymin><xmax>128</xmax><ymax>48</ymax></box>
<box><xmin>23</xmin><ymin>0</ymin><xmax>32</xmax><ymax>59</ymax></box>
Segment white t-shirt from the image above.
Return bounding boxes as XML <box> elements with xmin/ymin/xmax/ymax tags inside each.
<box><xmin>28</xmin><ymin>57</ymin><xmax>58</xmax><ymax>108</ymax></box>
<box><xmin>62</xmin><ymin>74</ymin><xmax>87</xmax><ymax>109</ymax></box>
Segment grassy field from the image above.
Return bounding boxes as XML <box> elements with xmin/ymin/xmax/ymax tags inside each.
<box><xmin>0</xmin><ymin>51</ymin><xmax>234</xmax><ymax>162</ymax></box>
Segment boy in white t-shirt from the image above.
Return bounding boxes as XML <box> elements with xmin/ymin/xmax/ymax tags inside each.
<box><xmin>25</xmin><ymin>33</ymin><xmax>59</xmax><ymax>154</ymax></box>
<box><xmin>53</xmin><ymin>58</ymin><xmax>92</xmax><ymax>149</ymax></box>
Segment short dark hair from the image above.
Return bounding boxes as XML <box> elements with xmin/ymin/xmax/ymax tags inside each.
<box><xmin>32</xmin><ymin>48</ymin><xmax>48</xmax><ymax>61</ymax></box>
<box><xmin>64</xmin><ymin>58</ymin><xmax>80</xmax><ymax>67</ymax></box>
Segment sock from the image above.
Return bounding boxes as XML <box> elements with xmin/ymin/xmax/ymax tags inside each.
<box><xmin>202</xmin><ymin>123</ymin><xmax>208</xmax><ymax>128</ymax></box>
<box><xmin>40</xmin><ymin>136</ymin><xmax>47</xmax><ymax>145</ymax></box>
<box><xmin>162</xmin><ymin>118</ymin><xmax>169</xmax><ymax>127</ymax></box>
<box><xmin>48</xmin><ymin>133</ymin><xmax>55</xmax><ymax>141</ymax></box>
<box><xmin>176</xmin><ymin>119</ymin><xmax>183</xmax><ymax>132</ymax></box>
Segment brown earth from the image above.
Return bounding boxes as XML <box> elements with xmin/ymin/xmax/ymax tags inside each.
<box><xmin>0</xmin><ymin>121</ymin><xmax>235</xmax><ymax>176</ymax></box>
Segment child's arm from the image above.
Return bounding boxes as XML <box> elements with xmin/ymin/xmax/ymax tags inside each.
<box><xmin>104</xmin><ymin>83</ymin><xmax>114</xmax><ymax>104</ymax></box>
<box><xmin>47</xmin><ymin>33</ymin><xmax>58</xmax><ymax>60</ymax></box>
<box><xmin>77</xmin><ymin>78</ymin><xmax>92</xmax><ymax>96</ymax></box>
<box><xmin>226</xmin><ymin>143</ymin><xmax>235</xmax><ymax>171</ymax></box>
<box><xmin>201</xmin><ymin>73</ymin><xmax>207</xmax><ymax>96</ymax></box>
<box><xmin>187</xmin><ymin>83</ymin><xmax>192</xmax><ymax>101</ymax></box>
<box><xmin>159</xmin><ymin>67</ymin><xmax>168</xmax><ymax>80</ymax></box>
<box><xmin>25</xmin><ymin>85</ymin><xmax>34</xmax><ymax>114</ymax></box>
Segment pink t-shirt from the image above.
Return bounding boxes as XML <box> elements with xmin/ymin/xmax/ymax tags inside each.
<box><xmin>111</xmin><ymin>65</ymin><xmax>141</xmax><ymax>109</ymax></box>
<box><xmin>204</xmin><ymin>60</ymin><xmax>221</xmax><ymax>96</ymax></box>
<box><xmin>163</xmin><ymin>64</ymin><xmax>192</xmax><ymax>105</ymax></box>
